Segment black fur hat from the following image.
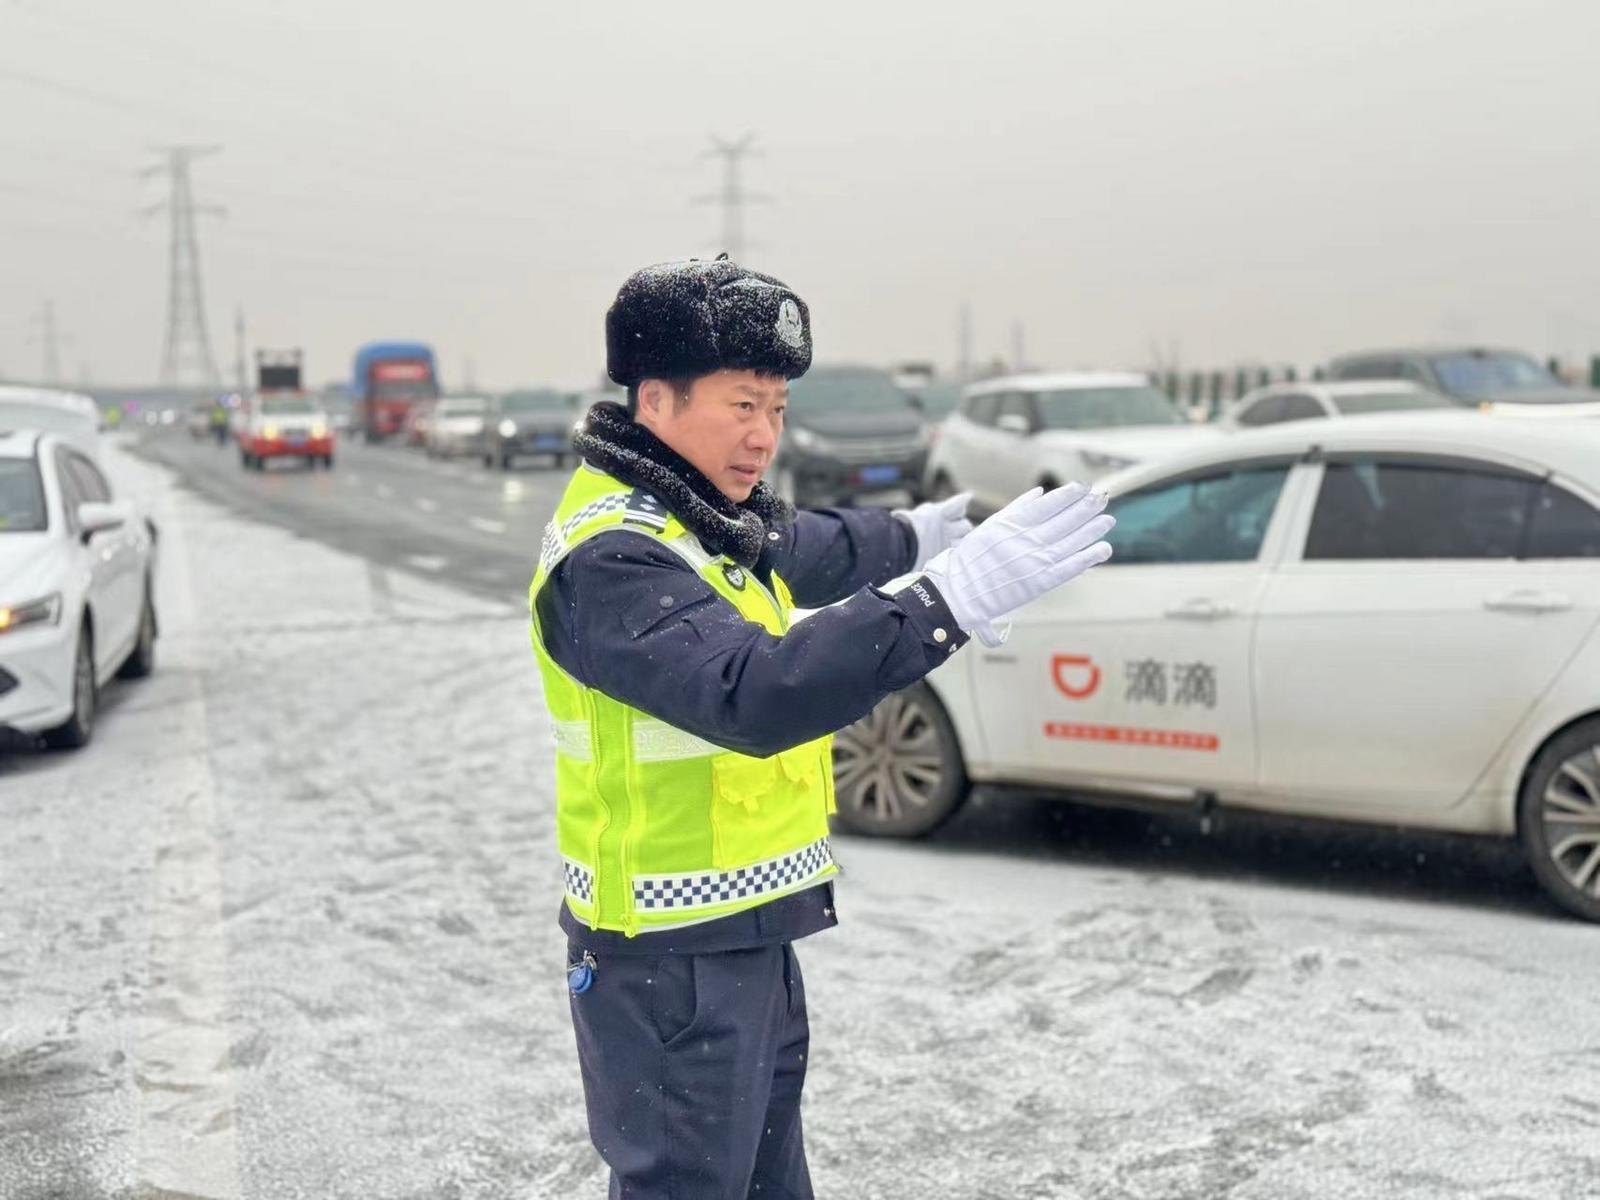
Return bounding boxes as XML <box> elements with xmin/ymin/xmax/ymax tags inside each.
<box><xmin>605</xmin><ymin>256</ymin><xmax>812</xmax><ymax>388</ymax></box>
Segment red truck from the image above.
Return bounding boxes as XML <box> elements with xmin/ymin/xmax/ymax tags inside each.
<box><xmin>352</xmin><ymin>341</ymin><xmax>440</xmax><ymax>442</ymax></box>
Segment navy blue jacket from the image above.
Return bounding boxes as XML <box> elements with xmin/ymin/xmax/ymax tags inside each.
<box><xmin>536</xmin><ymin>506</ymin><xmax>968</xmax><ymax>759</ymax></box>
<box><xmin>539</xmin><ymin>503</ymin><xmax>969</xmax><ymax>953</ymax></box>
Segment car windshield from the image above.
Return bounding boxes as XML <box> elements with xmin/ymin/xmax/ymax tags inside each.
<box><xmin>503</xmin><ymin>391</ymin><xmax>572</xmax><ymax>414</ymax></box>
<box><xmin>0</xmin><ymin>459</ymin><xmax>48</xmax><ymax>532</ymax></box>
<box><xmin>1429</xmin><ymin>353</ymin><xmax>1567</xmax><ymax>399</ymax></box>
<box><xmin>913</xmin><ymin>383</ymin><xmax>964</xmax><ymax>418</ymax></box>
<box><xmin>0</xmin><ymin>402</ymin><xmax>96</xmax><ymax>441</ymax></box>
<box><xmin>438</xmin><ymin>397</ymin><xmax>487</xmax><ymax>415</ymax></box>
<box><xmin>788</xmin><ymin>370</ymin><xmax>914</xmax><ymax>414</ymax></box>
<box><xmin>260</xmin><ymin>397</ymin><xmax>316</xmax><ymax>415</ymax></box>
<box><xmin>1331</xmin><ymin>390</ymin><xmax>1455</xmax><ymax>416</ymax></box>
<box><xmin>1035</xmin><ymin>386</ymin><xmax>1186</xmax><ymax>429</ymax></box>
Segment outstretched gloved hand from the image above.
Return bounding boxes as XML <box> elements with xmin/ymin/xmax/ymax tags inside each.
<box><xmin>922</xmin><ymin>484</ymin><xmax>1114</xmax><ymax>647</ymax></box>
<box><xmin>895</xmin><ymin>492</ymin><xmax>975</xmax><ymax>571</ymax></box>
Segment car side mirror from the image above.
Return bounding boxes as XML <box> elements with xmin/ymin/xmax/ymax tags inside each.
<box><xmin>996</xmin><ymin>412</ymin><xmax>1031</xmax><ymax>435</ymax></box>
<box><xmin>76</xmin><ymin>500</ymin><xmax>125</xmax><ymax>543</ymax></box>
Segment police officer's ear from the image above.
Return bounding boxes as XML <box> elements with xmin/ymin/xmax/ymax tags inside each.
<box><xmin>635</xmin><ymin>378</ymin><xmax>690</xmax><ymax>429</ymax></box>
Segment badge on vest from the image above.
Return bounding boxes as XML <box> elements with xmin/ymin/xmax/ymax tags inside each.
<box><xmin>722</xmin><ymin>562</ymin><xmax>747</xmax><ymax>590</ymax></box>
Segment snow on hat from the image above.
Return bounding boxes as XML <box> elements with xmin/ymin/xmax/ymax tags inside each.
<box><xmin>605</xmin><ymin>255</ymin><xmax>812</xmax><ymax>388</ymax></box>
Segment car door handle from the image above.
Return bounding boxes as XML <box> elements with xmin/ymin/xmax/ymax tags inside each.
<box><xmin>1484</xmin><ymin>590</ymin><xmax>1573</xmax><ymax>615</ymax></box>
<box><xmin>1164</xmin><ymin>598</ymin><xmax>1236</xmax><ymax>621</ymax></box>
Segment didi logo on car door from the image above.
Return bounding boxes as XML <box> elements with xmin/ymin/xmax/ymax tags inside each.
<box><xmin>1051</xmin><ymin>654</ymin><xmax>1102</xmax><ymax>700</ymax></box>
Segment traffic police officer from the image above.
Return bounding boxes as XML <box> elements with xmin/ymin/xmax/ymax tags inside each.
<box><xmin>530</xmin><ymin>256</ymin><xmax>1114</xmax><ymax>1198</ymax></box>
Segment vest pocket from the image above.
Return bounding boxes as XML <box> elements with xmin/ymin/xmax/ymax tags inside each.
<box><xmin>709</xmin><ymin>741</ymin><xmax>830</xmax><ymax>870</ymax></box>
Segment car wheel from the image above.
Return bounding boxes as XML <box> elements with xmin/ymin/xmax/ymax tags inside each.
<box><xmin>500</xmin><ymin>452</ymin><xmax>513</xmax><ymax>470</ymax></box>
<box><xmin>324</xmin><ymin>455</ymin><xmax>336</xmax><ymax>469</ymax></box>
<box><xmin>928</xmin><ymin>472</ymin><xmax>957</xmax><ymax>501</ymax></box>
<box><xmin>44</xmin><ymin>622</ymin><xmax>96</xmax><ymax>750</ymax></box>
<box><xmin>1038</xmin><ymin>474</ymin><xmax>1062</xmax><ymax>490</ymax></box>
<box><xmin>1519</xmin><ymin>718</ymin><xmax>1600</xmax><ymax>922</ymax></box>
<box><xmin>117</xmin><ymin>583</ymin><xmax>157</xmax><ymax>680</ymax></box>
<box><xmin>830</xmin><ymin>683</ymin><xmax>969</xmax><ymax>837</ymax></box>
<box><xmin>554</xmin><ymin>453</ymin><xmax>567</xmax><ymax>468</ymax></box>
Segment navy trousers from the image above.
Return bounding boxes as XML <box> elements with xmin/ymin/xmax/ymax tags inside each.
<box><xmin>568</xmin><ymin>940</ymin><xmax>814</xmax><ymax>1199</ymax></box>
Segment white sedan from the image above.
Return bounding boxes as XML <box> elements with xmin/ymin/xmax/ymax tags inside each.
<box><xmin>1219</xmin><ymin>380</ymin><xmax>1456</xmax><ymax>429</ymax></box>
<box><xmin>924</xmin><ymin>372</ymin><xmax>1221</xmax><ymax>514</ymax></box>
<box><xmin>835</xmin><ymin>413</ymin><xmax>1600</xmax><ymax>921</ymax></box>
<box><xmin>0</xmin><ymin>430</ymin><xmax>158</xmax><ymax>749</ymax></box>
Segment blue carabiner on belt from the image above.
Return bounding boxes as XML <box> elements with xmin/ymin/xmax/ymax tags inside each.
<box><xmin>567</xmin><ymin>950</ymin><xmax>597</xmax><ymax>995</ymax></box>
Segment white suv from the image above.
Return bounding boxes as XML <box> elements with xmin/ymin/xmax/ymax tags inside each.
<box><xmin>924</xmin><ymin>372</ymin><xmax>1220</xmax><ymax>513</ymax></box>
<box><xmin>0</xmin><ymin>430</ymin><xmax>158</xmax><ymax>749</ymax></box>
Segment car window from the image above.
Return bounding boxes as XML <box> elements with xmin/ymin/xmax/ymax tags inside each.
<box><xmin>1235</xmin><ymin>395</ymin><xmax>1284</xmax><ymax>427</ymax></box>
<box><xmin>1278</xmin><ymin>394</ymin><xmax>1326</xmax><ymax>422</ymax></box>
<box><xmin>1330</xmin><ymin>390</ymin><xmax>1454</xmax><ymax>415</ymax></box>
<box><xmin>1305</xmin><ymin>460</ymin><xmax>1536</xmax><ymax>560</ymax></box>
<box><xmin>1106</xmin><ymin>464</ymin><xmax>1291</xmax><ymax>564</ymax></box>
<box><xmin>0</xmin><ymin>458</ymin><xmax>48</xmax><ymax>532</ymax></box>
<box><xmin>993</xmin><ymin>393</ymin><xmax>1035</xmax><ymax>431</ymax></box>
<box><xmin>1034</xmin><ymin>386</ymin><xmax>1185</xmax><ymax>429</ymax></box>
<box><xmin>1429</xmin><ymin>352</ymin><xmax>1563</xmax><ymax>399</ymax></box>
<box><xmin>54</xmin><ymin>448</ymin><xmax>85</xmax><ymax>529</ymax></box>
<box><xmin>1334</xmin><ymin>359</ymin><xmax>1398</xmax><ymax>381</ymax></box>
<box><xmin>1526</xmin><ymin>482</ymin><xmax>1600</xmax><ymax>558</ymax></box>
<box><xmin>66</xmin><ymin>453</ymin><xmax>112</xmax><ymax>502</ymax></box>
<box><xmin>964</xmin><ymin>394</ymin><xmax>998</xmax><ymax>426</ymax></box>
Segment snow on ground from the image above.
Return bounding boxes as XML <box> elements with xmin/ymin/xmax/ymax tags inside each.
<box><xmin>2</xmin><ymin>441</ymin><xmax>1598</xmax><ymax>1199</ymax></box>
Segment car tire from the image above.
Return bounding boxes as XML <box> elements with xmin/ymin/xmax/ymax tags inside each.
<box><xmin>324</xmin><ymin>455</ymin><xmax>335</xmax><ymax>469</ymax></box>
<box><xmin>500</xmin><ymin>452</ymin><xmax>513</xmax><ymax>470</ymax></box>
<box><xmin>928</xmin><ymin>472</ymin><xmax>957</xmax><ymax>501</ymax></box>
<box><xmin>830</xmin><ymin>682</ymin><xmax>970</xmax><ymax>838</ymax></box>
<box><xmin>117</xmin><ymin>582</ymin><xmax>157</xmax><ymax>680</ymax></box>
<box><xmin>554</xmin><ymin>453</ymin><xmax>567</xmax><ymax>468</ymax></box>
<box><xmin>43</xmin><ymin>622</ymin><xmax>96</xmax><ymax>750</ymax></box>
<box><xmin>1038</xmin><ymin>474</ymin><xmax>1061</xmax><ymax>490</ymax></box>
<box><xmin>1518</xmin><ymin>717</ymin><xmax>1600</xmax><ymax>922</ymax></box>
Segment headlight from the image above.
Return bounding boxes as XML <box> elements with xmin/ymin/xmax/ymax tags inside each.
<box><xmin>498</xmin><ymin>419</ymin><xmax>518</xmax><ymax>438</ymax></box>
<box><xmin>788</xmin><ymin>426</ymin><xmax>821</xmax><ymax>451</ymax></box>
<box><xmin>0</xmin><ymin>593</ymin><xmax>63</xmax><ymax>635</ymax></box>
<box><xmin>263</xmin><ymin>423</ymin><xmax>280</xmax><ymax>440</ymax></box>
<box><xmin>311</xmin><ymin>423</ymin><xmax>328</xmax><ymax>438</ymax></box>
<box><xmin>1081</xmin><ymin>450</ymin><xmax>1136</xmax><ymax>471</ymax></box>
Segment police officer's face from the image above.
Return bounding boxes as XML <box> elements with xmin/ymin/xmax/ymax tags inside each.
<box><xmin>637</xmin><ymin>370</ymin><xmax>787</xmax><ymax>502</ymax></box>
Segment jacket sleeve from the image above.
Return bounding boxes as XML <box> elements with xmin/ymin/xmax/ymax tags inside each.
<box><xmin>535</xmin><ymin>530</ymin><xmax>966</xmax><ymax>758</ymax></box>
<box><xmin>761</xmin><ymin>507</ymin><xmax>919</xmax><ymax>608</ymax></box>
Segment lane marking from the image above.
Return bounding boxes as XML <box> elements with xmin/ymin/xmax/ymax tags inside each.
<box><xmin>415</xmin><ymin>498</ymin><xmax>439</xmax><ymax>513</ymax></box>
<box><xmin>406</xmin><ymin>554</ymin><xmax>447</xmax><ymax>572</ymax></box>
<box><xmin>469</xmin><ymin>517</ymin><xmax>507</xmax><ymax>535</ymax></box>
<box><xmin>375</xmin><ymin>483</ymin><xmax>394</xmax><ymax>499</ymax></box>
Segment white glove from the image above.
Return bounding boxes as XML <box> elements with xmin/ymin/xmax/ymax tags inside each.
<box><xmin>922</xmin><ymin>484</ymin><xmax>1114</xmax><ymax>648</ymax></box>
<box><xmin>894</xmin><ymin>492</ymin><xmax>974</xmax><ymax>571</ymax></box>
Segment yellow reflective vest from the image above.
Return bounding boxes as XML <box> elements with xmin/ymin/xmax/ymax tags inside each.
<box><xmin>529</xmin><ymin>465</ymin><xmax>837</xmax><ymax>936</ymax></box>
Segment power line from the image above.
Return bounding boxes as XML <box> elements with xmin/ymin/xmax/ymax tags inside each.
<box><xmin>142</xmin><ymin>146</ymin><xmax>224</xmax><ymax>386</ymax></box>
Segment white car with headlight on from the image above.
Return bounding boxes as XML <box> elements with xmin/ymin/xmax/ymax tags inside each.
<box><xmin>0</xmin><ymin>430</ymin><xmax>157</xmax><ymax>749</ymax></box>
<box><xmin>838</xmin><ymin>413</ymin><xmax>1600</xmax><ymax>921</ymax></box>
<box><xmin>923</xmin><ymin>372</ymin><xmax>1222</xmax><ymax>514</ymax></box>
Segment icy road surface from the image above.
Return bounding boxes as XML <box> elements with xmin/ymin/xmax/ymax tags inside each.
<box><xmin>2</xmin><ymin>440</ymin><xmax>1598</xmax><ymax>1199</ymax></box>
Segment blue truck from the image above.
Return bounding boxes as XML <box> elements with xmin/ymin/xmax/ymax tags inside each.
<box><xmin>351</xmin><ymin>341</ymin><xmax>440</xmax><ymax>442</ymax></box>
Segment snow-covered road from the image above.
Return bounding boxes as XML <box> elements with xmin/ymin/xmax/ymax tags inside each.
<box><xmin>3</xmin><ymin>442</ymin><xmax>1598</xmax><ymax>1199</ymax></box>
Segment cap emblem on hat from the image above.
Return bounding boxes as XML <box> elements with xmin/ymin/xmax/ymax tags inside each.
<box><xmin>775</xmin><ymin>299</ymin><xmax>805</xmax><ymax>350</ymax></box>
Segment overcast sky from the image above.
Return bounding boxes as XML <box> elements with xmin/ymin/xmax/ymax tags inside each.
<box><xmin>3</xmin><ymin>0</ymin><xmax>1598</xmax><ymax>390</ymax></box>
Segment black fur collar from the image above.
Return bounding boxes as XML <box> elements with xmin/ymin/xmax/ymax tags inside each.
<box><xmin>572</xmin><ymin>401</ymin><xmax>794</xmax><ymax>568</ymax></box>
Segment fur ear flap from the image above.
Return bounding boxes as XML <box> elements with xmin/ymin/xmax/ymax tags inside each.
<box><xmin>573</xmin><ymin>402</ymin><xmax>793</xmax><ymax>569</ymax></box>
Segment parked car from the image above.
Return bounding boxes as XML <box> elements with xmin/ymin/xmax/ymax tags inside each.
<box><xmin>774</xmin><ymin>365</ymin><xmax>929</xmax><ymax>506</ymax></box>
<box><xmin>0</xmin><ymin>429</ymin><xmax>158</xmax><ymax>749</ymax></box>
<box><xmin>236</xmin><ymin>393</ymin><xmax>335</xmax><ymax>470</ymax></box>
<box><xmin>0</xmin><ymin>386</ymin><xmax>101</xmax><ymax>456</ymax></box>
<box><xmin>833</xmin><ymin>412</ymin><xmax>1600</xmax><ymax>920</ymax></box>
<box><xmin>1328</xmin><ymin>347</ymin><xmax>1600</xmax><ymax>415</ymax></box>
<box><xmin>479</xmin><ymin>390</ymin><xmax>580</xmax><ymax>469</ymax></box>
<box><xmin>925</xmin><ymin>372</ymin><xmax>1220</xmax><ymax>513</ymax></box>
<box><xmin>423</xmin><ymin>395</ymin><xmax>490</xmax><ymax>459</ymax></box>
<box><xmin>1220</xmin><ymin>380</ymin><xmax>1455</xmax><ymax>429</ymax></box>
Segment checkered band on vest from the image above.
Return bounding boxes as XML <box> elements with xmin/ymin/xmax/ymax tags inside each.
<box><xmin>538</xmin><ymin>520</ymin><xmax>564</xmax><ymax>573</ymax></box>
<box><xmin>564</xmin><ymin>858</ymin><xmax>596</xmax><ymax>906</ymax></box>
<box><xmin>632</xmin><ymin>838</ymin><xmax>833</xmax><ymax>912</ymax></box>
<box><xmin>540</xmin><ymin>492</ymin><xmax>632</xmax><ymax>572</ymax></box>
